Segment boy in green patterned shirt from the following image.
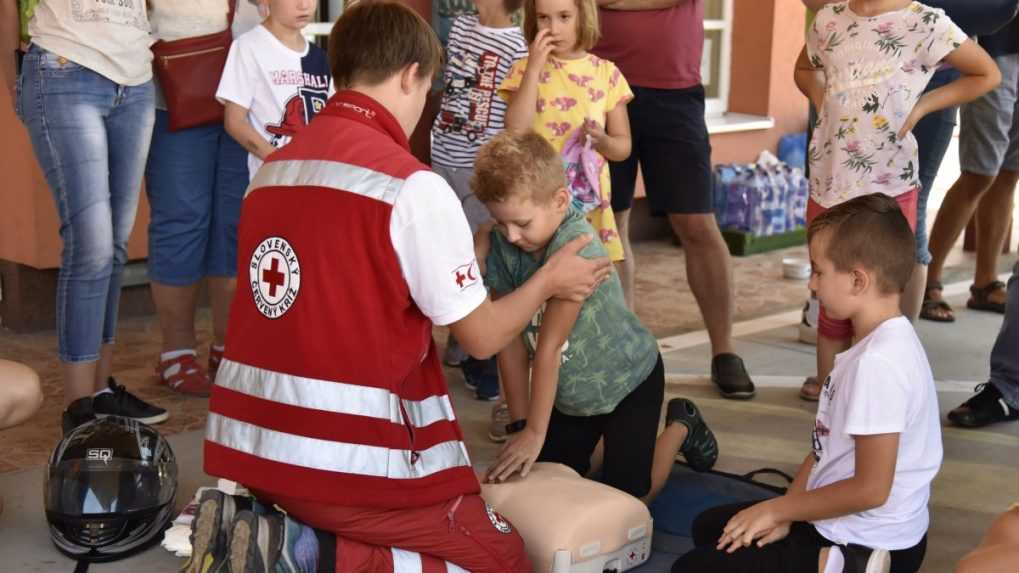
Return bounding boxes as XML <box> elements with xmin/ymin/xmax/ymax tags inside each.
<box><xmin>476</xmin><ymin>130</ymin><xmax>719</xmax><ymax>501</ymax></box>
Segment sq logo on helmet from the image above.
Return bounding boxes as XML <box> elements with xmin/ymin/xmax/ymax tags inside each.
<box><xmin>250</xmin><ymin>236</ymin><xmax>301</xmax><ymax>319</ymax></box>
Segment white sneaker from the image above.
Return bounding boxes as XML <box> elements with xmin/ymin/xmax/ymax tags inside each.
<box><xmin>824</xmin><ymin>545</ymin><xmax>891</xmax><ymax>573</ymax></box>
<box><xmin>798</xmin><ymin>293</ymin><xmax>819</xmax><ymax>345</ymax></box>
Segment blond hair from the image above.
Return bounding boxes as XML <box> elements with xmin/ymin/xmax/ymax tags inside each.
<box><xmin>472</xmin><ymin>131</ymin><xmax>566</xmax><ymax>204</ymax></box>
<box><xmin>522</xmin><ymin>0</ymin><xmax>600</xmax><ymax>51</ymax></box>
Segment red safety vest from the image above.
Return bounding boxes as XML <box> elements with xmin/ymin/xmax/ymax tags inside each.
<box><xmin>205</xmin><ymin>91</ymin><xmax>479</xmax><ymax>509</ymax></box>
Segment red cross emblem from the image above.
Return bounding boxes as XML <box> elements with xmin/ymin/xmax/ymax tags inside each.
<box><xmin>249</xmin><ymin>236</ymin><xmax>302</xmax><ymax>319</ymax></box>
<box><xmin>262</xmin><ymin>257</ymin><xmax>286</xmax><ymax>297</ymax></box>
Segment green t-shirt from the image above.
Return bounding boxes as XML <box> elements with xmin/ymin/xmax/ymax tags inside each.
<box><xmin>485</xmin><ymin>207</ymin><xmax>659</xmax><ymax>417</ymax></box>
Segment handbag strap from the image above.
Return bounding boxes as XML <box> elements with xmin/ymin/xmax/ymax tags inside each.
<box><xmin>227</xmin><ymin>0</ymin><xmax>237</xmax><ymax>27</ymax></box>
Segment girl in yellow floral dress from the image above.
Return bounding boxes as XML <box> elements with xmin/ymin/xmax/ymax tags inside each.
<box><xmin>499</xmin><ymin>0</ymin><xmax>632</xmax><ymax>261</ymax></box>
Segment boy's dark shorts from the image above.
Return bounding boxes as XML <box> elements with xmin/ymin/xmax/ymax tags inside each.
<box><xmin>609</xmin><ymin>84</ymin><xmax>713</xmax><ymax>216</ymax></box>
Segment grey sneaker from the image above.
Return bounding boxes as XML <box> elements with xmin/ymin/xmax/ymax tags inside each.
<box><xmin>488</xmin><ymin>402</ymin><xmax>511</xmax><ymax>443</ymax></box>
<box><xmin>228</xmin><ymin>509</ymin><xmax>318</xmax><ymax>573</ymax></box>
<box><xmin>180</xmin><ymin>490</ymin><xmax>251</xmax><ymax>573</ymax></box>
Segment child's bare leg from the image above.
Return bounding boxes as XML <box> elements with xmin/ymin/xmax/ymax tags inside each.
<box><xmin>643</xmin><ymin>422</ymin><xmax>688</xmax><ymax>504</ymax></box>
<box><xmin>615</xmin><ymin>209</ymin><xmax>636</xmax><ymax>311</ymax></box>
<box><xmin>956</xmin><ymin>508</ymin><xmax>1019</xmax><ymax>573</ymax></box>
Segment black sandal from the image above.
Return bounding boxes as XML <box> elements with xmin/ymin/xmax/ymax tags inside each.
<box><xmin>920</xmin><ymin>281</ymin><xmax>955</xmax><ymax>323</ymax></box>
<box><xmin>967</xmin><ymin>281</ymin><xmax>1007</xmax><ymax>313</ymax></box>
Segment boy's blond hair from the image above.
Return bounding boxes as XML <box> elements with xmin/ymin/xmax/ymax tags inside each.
<box><xmin>522</xmin><ymin>0</ymin><xmax>600</xmax><ymax>51</ymax></box>
<box><xmin>328</xmin><ymin>0</ymin><xmax>443</xmax><ymax>89</ymax></box>
<box><xmin>472</xmin><ymin>131</ymin><xmax>566</xmax><ymax>204</ymax></box>
<box><xmin>807</xmin><ymin>193</ymin><xmax>916</xmax><ymax>294</ymax></box>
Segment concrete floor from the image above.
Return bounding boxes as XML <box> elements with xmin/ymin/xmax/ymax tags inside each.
<box><xmin>2</xmin><ymin>280</ymin><xmax>1017</xmax><ymax>573</ymax></box>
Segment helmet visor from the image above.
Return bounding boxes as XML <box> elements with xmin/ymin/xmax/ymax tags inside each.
<box><xmin>45</xmin><ymin>459</ymin><xmax>177</xmax><ymax>517</ymax></box>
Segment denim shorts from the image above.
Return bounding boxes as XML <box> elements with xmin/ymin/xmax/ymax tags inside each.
<box><xmin>145</xmin><ymin>110</ymin><xmax>248</xmax><ymax>285</ymax></box>
<box><xmin>17</xmin><ymin>45</ymin><xmax>154</xmax><ymax>362</ymax></box>
<box><xmin>960</xmin><ymin>53</ymin><xmax>1019</xmax><ymax>177</ymax></box>
<box><xmin>913</xmin><ymin>67</ymin><xmax>960</xmax><ymax>265</ymax></box>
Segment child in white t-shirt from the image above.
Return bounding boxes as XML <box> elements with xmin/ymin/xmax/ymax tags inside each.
<box><xmin>217</xmin><ymin>0</ymin><xmax>332</xmax><ymax>179</ymax></box>
<box><xmin>794</xmin><ymin>0</ymin><xmax>998</xmax><ymax>403</ymax></box>
<box><xmin>674</xmin><ymin>193</ymin><xmax>943</xmax><ymax>573</ymax></box>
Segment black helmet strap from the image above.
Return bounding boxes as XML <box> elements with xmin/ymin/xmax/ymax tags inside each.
<box><xmin>73</xmin><ymin>560</ymin><xmax>90</xmax><ymax>573</ymax></box>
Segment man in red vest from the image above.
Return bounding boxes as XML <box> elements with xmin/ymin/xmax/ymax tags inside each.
<box><xmin>203</xmin><ymin>2</ymin><xmax>611</xmax><ymax>571</ymax></box>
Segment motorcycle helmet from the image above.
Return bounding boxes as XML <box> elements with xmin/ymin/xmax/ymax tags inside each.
<box><xmin>44</xmin><ymin>416</ymin><xmax>178</xmax><ymax>563</ymax></box>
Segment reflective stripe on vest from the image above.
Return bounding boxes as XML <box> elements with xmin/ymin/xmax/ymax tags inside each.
<box><xmin>247</xmin><ymin>158</ymin><xmax>405</xmax><ymax>204</ymax></box>
<box><xmin>215</xmin><ymin>359</ymin><xmax>457</xmax><ymax>429</ymax></box>
<box><xmin>206</xmin><ymin>412</ymin><xmax>471</xmax><ymax>479</ymax></box>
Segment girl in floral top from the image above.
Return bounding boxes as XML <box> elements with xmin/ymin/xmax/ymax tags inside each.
<box><xmin>500</xmin><ymin>0</ymin><xmax>632</xmax><ymax>261</ymax></box>
<box><xmin>794</xmin><ymin>0</ymin><xmax>998</xmax><ymax>402</ymax></box>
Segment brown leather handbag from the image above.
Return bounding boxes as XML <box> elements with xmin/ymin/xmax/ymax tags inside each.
<box><xmin>151</xmin><ymin>0</ymin><xmax>237</xmax><ymax>132</ymax></box>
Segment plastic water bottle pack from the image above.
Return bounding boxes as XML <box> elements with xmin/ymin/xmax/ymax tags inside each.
<box><xmin>712</xmin><ymin>151</ymin><xmax>808</xmax><ymax>237</ymax></box>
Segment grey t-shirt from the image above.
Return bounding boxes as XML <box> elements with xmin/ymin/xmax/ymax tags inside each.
<box><xmin>29</xmin><ymin>0</ymin><xmax>152</xmax><ymax>86</ymax></box>
<box><xmin>485</xmin><ymin>207</ymin><xmax>659</xmax><ymax>416</ymax></box>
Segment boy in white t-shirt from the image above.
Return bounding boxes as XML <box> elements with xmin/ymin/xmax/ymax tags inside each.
<box><xmin>674</xmin><ymin>193</ymin><xmax>943</xmax><ymax>573</ymax></box>
<box><xmin>217</xmin><ymin>0</ymin><xmax>332</xmax><ymax>179</ymax></box>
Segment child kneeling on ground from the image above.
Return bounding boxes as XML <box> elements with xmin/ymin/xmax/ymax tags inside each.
<box><xmin>476</xmin><ymin>130</ymin><xmax>718</xmax><ymax>502</ymax></box>
<box><xmin>673</xmin><ymin>193</ymin><xmax>943</xmax><ymax>573</ymax></box>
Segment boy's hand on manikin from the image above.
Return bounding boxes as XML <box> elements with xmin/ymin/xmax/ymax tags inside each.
<box><xmin>529</xmin><ymin>28</ymin><xmax>556</xmax><ymax>69</ymax></box>
<box><xmin>484</xmin><ymin>427</ymin><xmax>545</xmax><ymax>483</ymax></box>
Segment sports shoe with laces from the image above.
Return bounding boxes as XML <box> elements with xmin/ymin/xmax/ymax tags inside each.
<box><xmin>181</xmin><ymin>490</ymin><xmax>252</xmax><ymax>573</ymax></box>
<box><xmin>948</xmin><ymin>383</ymin><xmax>1019</xmax><ymax>428</ymax></box>
<box><xmin>462</xmin><ymin>357</ymin><xmax>500</xmax><ymax>401</ymax></box>
<box><xmin>228</xmin><ymin>509</ymin><xmax>319</xmax><ymax>573</ymax></box>
<box><xmin>92</xmin><ymin>377</ymin><xmax>169</xmax><ymax>425</ymax></box>
<box><xmin>61</xmin><ymin>396</ymin><xmax>97</xmax><ymax>435</ymax></box>
<box><xmin>488</xmin><ymin>402</ymin><xmax>511</xmax><ymax>443</ymax></box>
<box><xmin>667</xmin><ymin>398</ymin><xmax>719</xmax><ymax>472</ymax></box>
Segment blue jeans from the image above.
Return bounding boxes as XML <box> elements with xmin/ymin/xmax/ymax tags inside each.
<box><xmin>16</xmin><ymin>45</ymin><xmax>155</xmax><ymax>363</ymax></box>
<box><xmin>146</xmin><ymin>110</ymin><xmax>247</xmax><ymax>285</ymax></box>
<box><xmin>990</xmin><ymin>261</ymin><xmax>1019</xmax><ymax>409</ymax></box>
<box><xmin>913</xmin><ymin>67</ymin><xmax>961</xmax><ymax>265</ymax></box>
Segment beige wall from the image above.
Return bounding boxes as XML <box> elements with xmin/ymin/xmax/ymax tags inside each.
<box><xmin>713</xmin><ymin>0</ymin><xmax>809</xmax><ymax>165</ymax></box>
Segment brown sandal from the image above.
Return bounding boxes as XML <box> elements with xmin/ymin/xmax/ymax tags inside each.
<box><xmin>799</xmin><ymin>376</ymin><xmax>821</xmax><ymax>401</ymax></box>
<box><xmin>920</xmin><ymin>281</ymin><xmax>955</xmax><ymax>323</ymax></box>
<box><xmin>967</xmin><ymin>281</ymin><xmax>1007</xmax><ymax>314</ymax></box>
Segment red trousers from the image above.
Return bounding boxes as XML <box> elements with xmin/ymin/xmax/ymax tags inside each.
<box><xmin>256</xmin><ymin>491</ymin><xmax>531</xmax><ymax>573</ymax></box>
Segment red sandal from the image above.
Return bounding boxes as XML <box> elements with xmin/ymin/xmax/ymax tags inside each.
<box><xmin>155</xmin><ymin>352</ymin><xmax>211</xmax><ymax>397</ymax></box>
<box><xmin>208</xmin><ymin>345</ymin><xmax>224</xmax><ymax>384</ymax></box>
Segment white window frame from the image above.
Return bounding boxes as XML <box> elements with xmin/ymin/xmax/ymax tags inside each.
<box><xmin>703</xmin><ymin>0</ymin><xmax>733</xmax><ymax>117</ymax></box>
